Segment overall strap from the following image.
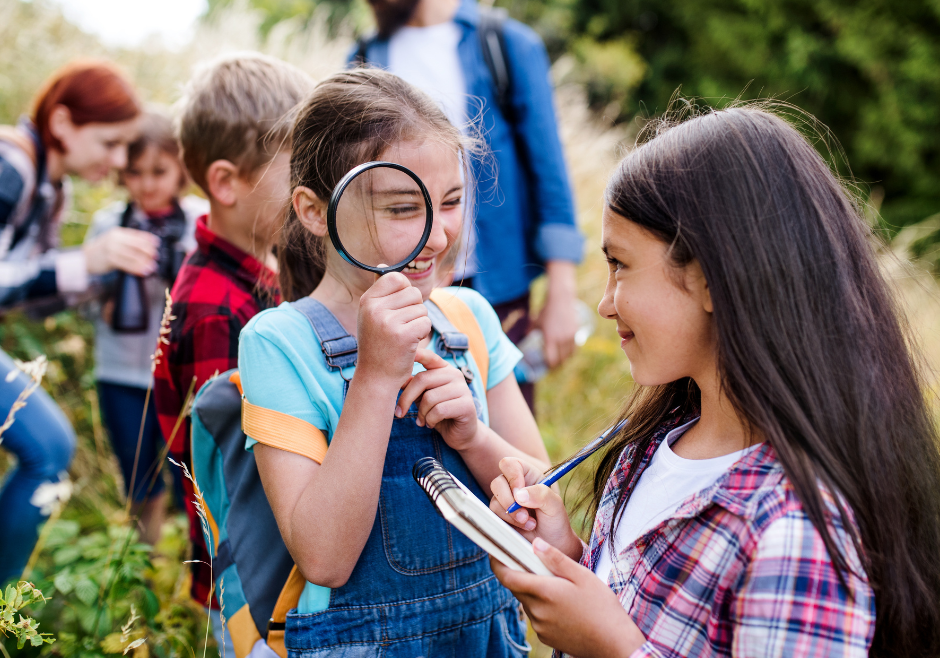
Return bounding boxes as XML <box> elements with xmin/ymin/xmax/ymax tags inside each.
<box><xmin>424</xmin><ymin>299</ymin><xmax>470</xmax><ymax>357</ymax></box>
<box><xmin>291</xmin><ymin>295</ymin><xmax>477</xmax><ymax>384</ymax></box>
<box><xmin>291</xmin><ymin>297</ymin><xmax>358</xmax><ymax>373</ymax></box>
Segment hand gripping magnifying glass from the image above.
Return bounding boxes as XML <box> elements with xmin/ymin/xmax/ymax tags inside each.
<box><xmin>327</xmin><ymin>161</ymin><xmax>434</xmax><ymax>275</ymax></box>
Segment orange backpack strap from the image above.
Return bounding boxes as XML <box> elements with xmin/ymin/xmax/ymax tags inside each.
<box><xmin>233</xmin><ymin>371</ymin><xmax>329</xmax><ymax>464</ymax></box>
<box><xmin>429</xmin><ymin>288</ymin><xmax>489</xmax><ymax>390</ymax></box>
<box><xmin>241</xmin><ymin>398</ymin><xmax>328</xmax><ymax>465</ymax></box>
<box><xmin>266</xmin><ymin>565</ymin><xmax>307</xmax><ymax>658</ymax></box>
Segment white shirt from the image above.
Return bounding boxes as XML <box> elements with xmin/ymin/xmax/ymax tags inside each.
<box><xmin>388</xmin><ymin>22</ymin><xmax>467</xmax><ymax>129</ymax></box>
<box><xmin>593</xmin><ymin>419</ymin><xmax>758</xmax><ymax>582</ymax></box>
<box><xmin>387</xmin><ymin>21</ymin><xmax>476</xmax><ymax>278</ymax></box>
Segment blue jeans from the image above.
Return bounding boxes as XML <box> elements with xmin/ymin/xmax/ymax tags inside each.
<box><xmin>0</xmin><ymin>349</ymin><xmax>75</xmax><ymax>583</ymax></box>
<box><xmin>97</xmin><ymin>381</ymin><xmax>166</xmax><ymax>502</ymax></box>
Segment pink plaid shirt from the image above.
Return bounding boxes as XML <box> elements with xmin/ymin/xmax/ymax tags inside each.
<box><xmin>571</xmin><ymin>414</ymin><xmax>874</xmax><ymax>658</ymax></box>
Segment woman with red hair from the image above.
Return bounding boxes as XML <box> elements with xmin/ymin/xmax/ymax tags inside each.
<box><xmin>0</xmin><ymin>60</ymin><xmax>156</xmax><ymax>582</ymax></box>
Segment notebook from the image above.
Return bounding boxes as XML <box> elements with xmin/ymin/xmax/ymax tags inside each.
<box><xmin>412</xmin><ymin>457</ymin><xmax>553</xmax><ymax>576</ymax></box>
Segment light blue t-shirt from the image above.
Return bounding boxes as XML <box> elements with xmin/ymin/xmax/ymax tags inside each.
<box><xmin>237</xmin><ymin>286</ymin><xmax>521</xmax><ymax>613</ymax></box>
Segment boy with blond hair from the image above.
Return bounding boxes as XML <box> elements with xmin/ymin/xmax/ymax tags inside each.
<box><xmin>152</xmin><ymin>52</ymin><xmax>311</xmax><ymax>643</ymax></box>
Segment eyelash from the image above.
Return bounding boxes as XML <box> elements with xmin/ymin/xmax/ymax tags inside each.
<box><xmin>442</xmin><ymin>197</ymin><xmax>462</xmax><ymax>208</ymax></box>
<box><xmin>606</xmin><ymin>256</ymin><xmax>624</xmax><ymax>272</ymax></box>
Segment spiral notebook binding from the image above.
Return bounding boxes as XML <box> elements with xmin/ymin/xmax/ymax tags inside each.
<box><xmin>412</xmin><ymin>457</ymin><xmax>461</xmax><ymax>508</ymax></box>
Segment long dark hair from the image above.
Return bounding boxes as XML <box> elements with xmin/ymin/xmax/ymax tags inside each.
<box><xmin>278</xmin><ymin>68</ymin><xmax>472</xmax><ymax>301</ymax></box>
<box><xmin>592</xmin><ymin>104</ymin><xmax>940</xmax><ymax>656</ymax></box>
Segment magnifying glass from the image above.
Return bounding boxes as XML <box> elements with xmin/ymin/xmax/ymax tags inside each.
<box><xmin>327</xmin><ymin>162</ymin><xmax>434</xmax><ymax>276</ymax></box>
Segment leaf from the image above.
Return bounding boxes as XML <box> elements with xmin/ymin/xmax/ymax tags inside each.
<box><xmin>54</xmin><ymin>570</ymin><xmax>76</xmax><ymax>594</ymax></box>
<box><xmin>74</xmin><ymin>578</ymin><xmax>98</xmax><ymax>606</ymax></box>
<box><xmin>53</xmin><ymin>545</ymin><xmax>83</xmax><ymax>566</ymax></box>
<box><xmin>142</xmin><ymin>589</ymin><xmax>159</xmax><ymax>619</ymax></box>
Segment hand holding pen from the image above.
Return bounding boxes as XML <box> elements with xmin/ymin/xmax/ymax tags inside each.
<box><xmin>506</xmin><ymin>419</ymin><xmax>629</xmax><ymax>514</ymax></box>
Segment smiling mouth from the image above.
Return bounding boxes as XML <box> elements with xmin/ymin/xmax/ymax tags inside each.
<box><xmin>403</xmin><ymin>259</ymin><xmax>433</xmax><ymax>274</ymax></box>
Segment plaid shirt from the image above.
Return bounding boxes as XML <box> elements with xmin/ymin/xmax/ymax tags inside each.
<box><xmin>153</xmin><ymin>215</ymin><xmax>277</xmax><ymax>606</ymax></box>
<box><xmin>573</xmin><ymin>415</ymin><xmax>875</xmax><ymax>658</ymax></box>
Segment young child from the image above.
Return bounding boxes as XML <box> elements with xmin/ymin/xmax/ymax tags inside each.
<box><xmin>238</xmin><ymin>69</ymin><xmax>549</xmax><ymax>656</ymax></box>
<box><xmin>151</xmin><ymin>53</ymin><xmax>312</xmax><ymax>646</ymax></box>
<box><xmin>85</xmin><ymin>110</ymin><xmax>205</xmax><ymax>546</ymax></box>
<box><xmin>488</xmin><ymin>106</ymin><xmax>940</xmax><ymax>657</ymax></box>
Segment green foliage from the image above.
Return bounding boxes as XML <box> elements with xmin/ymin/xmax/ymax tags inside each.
<box><xmin>0</xmin><ymin>582</ymin><xmax>54</xmax><ymax>651</ymax></box>
<box><xmin>204</xmin><ymin>0</ymin><xmax>372</xmax><ymax>35</ymax></box>
<box><xmin>0</xmin><ymin>0</ymin><xmax>105</xmax><ymax>127</ymax></box>
<box><xmin>498</xmin><ymin>0</ymin><xmax>940</xmax><ymax>238</ymax></box>
<box><xmin>19</xmin><ymin>519</ymin><xmax>202</xmax><ymax>658</ymax></box>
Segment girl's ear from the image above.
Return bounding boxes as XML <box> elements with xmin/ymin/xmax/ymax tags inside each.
<box><xmin>293</xmin><ymin>186</ymin><xmax>328</xmax><ymax>237</ymax></box>
<box><xmin>686</xmin><ymin>260</ymin><xmax>713</xmax><ymax>314</ymax></box>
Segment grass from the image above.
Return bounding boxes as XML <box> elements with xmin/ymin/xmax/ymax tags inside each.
<box><xmin>2</xmin><ymin>0</ymin><xmax>940</xmax><ymax>656</ymax></box>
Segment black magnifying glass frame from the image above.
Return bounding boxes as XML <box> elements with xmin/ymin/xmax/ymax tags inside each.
<box><xmin>326</xmin><ymin>161</ymin><xmax>434</xmax><ymax>276</ymax></box>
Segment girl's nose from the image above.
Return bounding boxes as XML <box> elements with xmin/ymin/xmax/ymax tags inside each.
<box><xmin>426</xmin><ymin>213</ymin><xmax>450</xmax><ymax>253</ymax></box>
<box><xmin>598</xmin><ymin>283</ymin><xmax>617</xmax><ymax>320</ymax></box>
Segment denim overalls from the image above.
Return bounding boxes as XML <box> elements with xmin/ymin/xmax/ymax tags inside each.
<box><xmin>285</xmin><ymin>297</ymin><xmax>530</xmax><ymax>657</ymax></box>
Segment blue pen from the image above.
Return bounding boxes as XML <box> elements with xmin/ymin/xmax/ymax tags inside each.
<box><xmin>506</xmin><ymin>419</ymin><xmax>629</xmax><ymax>514</ymax></box>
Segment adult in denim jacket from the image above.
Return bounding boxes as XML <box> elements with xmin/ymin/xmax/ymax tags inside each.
<box><xmin>353</xmin><ymin>0</ymin><xmax>584</xmax><ymax>409</ymax></box>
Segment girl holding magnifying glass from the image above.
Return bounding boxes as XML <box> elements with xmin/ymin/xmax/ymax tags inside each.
<box><xmin>237</xmin><ymin>69</ymin><xmax>548</xmax><ymax>656</ymax></box>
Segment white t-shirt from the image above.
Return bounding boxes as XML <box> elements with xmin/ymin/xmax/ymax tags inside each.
<box><xmin>388</xmin><ymin>22</ymin><xmax>467</xmax><ymax>130</ymax></box>
<box><xmin>387</xmin><ymin>21</ymin><xmax>476</xmax><ymax>278</ymax></box>
<box><xmin>593</xmin><ymin>419</ymin><xmax>758</xmax><ymax>582</ymax></box>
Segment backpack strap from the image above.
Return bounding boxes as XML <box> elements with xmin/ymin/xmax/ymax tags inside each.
<box><xmin>352</xmin><ymin>35</ymin><xmax>371</xmax><ymax>67</ymax></box>
<box><xmin>234</xmin><ymin>371</ymin><xmax>330</xmax><ymax>465</ymax></box>
<box><xmin>478</xmin><ymin>6</ymin><xmax>515</xmax><ymax>124</ymax></box>
<box><xmin>429</xmin><ymin>288</ymin><xmax>490</xmax><ymax>390</ymax></box>
<box><xmin>265</xmin><ymin>565</ymin><xmax>307</xmax><ymax>658</ymax></box>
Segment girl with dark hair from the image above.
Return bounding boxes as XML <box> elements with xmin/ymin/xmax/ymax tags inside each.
<box><xmin>238</xmin><ymin>68</ymin><xmax>547</xmax><ymax>656</ymax></box>
<box><xmin>0</xmin><ymin>60</ymin><xmax>152</xmax><ymax>583</ymax></box>
<box><xmin>489</xmin><ymin>105</ymin><xmax>940</xmax><ymax>657</ymax></box>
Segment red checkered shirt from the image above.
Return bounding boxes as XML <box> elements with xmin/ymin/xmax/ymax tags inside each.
<box><xmin>153</xmin><ymin>215</ymin><xmax>278</xmax><ymax>607</ymax></box>
<box><xmin>570</xmin><ymin>414</ymin><xmax>875</xmax><ymax>658</ymax></box>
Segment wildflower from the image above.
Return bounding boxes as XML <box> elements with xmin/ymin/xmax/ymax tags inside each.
<box><xmin>29</xmin><ymin>473</ymin><xmax>72</xmax><ymax>516</ymax></box>
<box><xmin>120</xmin><ymin>605</ymin><xmax>139</xmax><ymax>643</ymax></box>
<box><xmin>123</xmin><ymin>638</ymin><xmax>146</xmax><ymax>655</ymax></box>
<box><xmin>151</xmin><ymin>289</ymin><xmax>175</xmax><ymax>374</ymax></box>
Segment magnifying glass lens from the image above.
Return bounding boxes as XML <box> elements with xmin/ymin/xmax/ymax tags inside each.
<box><xmin>335</xmin><ymin>165</ymin><xmax>430</xmax><ymax>270</ymax></box>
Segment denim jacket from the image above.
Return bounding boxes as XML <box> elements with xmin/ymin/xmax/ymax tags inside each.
<box><xmin>351</xmin><ymin>0</ymin><xmax>583</xmax><ymax>305</ymax></box>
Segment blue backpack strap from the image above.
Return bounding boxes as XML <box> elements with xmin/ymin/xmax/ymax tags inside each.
<box><xmin>291</xmin><ymin>297</ymin><xmax>358</xmax><ymax>373</ymax></box>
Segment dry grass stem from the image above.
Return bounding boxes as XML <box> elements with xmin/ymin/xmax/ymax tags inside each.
<box><xmin>0</xmin><ymin>356</ymin><xmax>48</xmax><ymax>445</ymax></box>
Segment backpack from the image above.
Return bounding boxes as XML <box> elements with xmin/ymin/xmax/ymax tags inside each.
<box><xmin>189</xmin><ymin>288</ymin><xmax>491</xmax><ymax>658</ymax></box>
<box><xmin>353</xmin><ymin>6</ymin><xmax>515</xmax><ymax>124</ymax></box>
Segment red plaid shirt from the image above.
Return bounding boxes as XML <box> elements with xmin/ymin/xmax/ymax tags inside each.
<box><xmin>153</xmin><ymin>215</ymin><xmax>277</xmax><ymax>607</ymax></box>
<box><xmin>572</xmin><ymin>414</ymin><xmax>875</xmax><ymax>658</ymax></box>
